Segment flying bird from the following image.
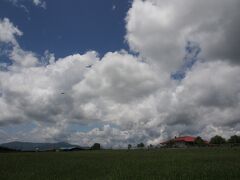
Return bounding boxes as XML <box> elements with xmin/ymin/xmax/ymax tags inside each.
<box><xmin>86</xmin><ymin>64</ymin><xmax>92</xmax><ymax>68</ymax></box>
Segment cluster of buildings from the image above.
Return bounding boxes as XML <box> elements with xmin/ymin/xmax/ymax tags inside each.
<box><xmin>160</xmin><ymin>136</ymin><xmax>209</xmax><ymax>148</ymax></box>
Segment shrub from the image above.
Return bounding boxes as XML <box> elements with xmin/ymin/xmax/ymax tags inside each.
<box><xmin>228</xmin><ymin>135</ymin><xmax>240</xmax><ymax>144</ymax></box>
<box><xmin>210</xmin><ymin>135</ymin><xmax>226</xmax><ymax>145</ymax></box>
<box><xmin>91</xmin><ymin>143</ymin><xmax>101</xmax><ymax>150</ymax></box>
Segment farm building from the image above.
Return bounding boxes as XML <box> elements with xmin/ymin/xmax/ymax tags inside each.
<box><xmin>160</xmin><ymin>136</ymin><xmax>208</xmax><ymax>148</ymax></box>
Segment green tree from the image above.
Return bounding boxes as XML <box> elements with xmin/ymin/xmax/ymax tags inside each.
<box><xmin>137</xmin><ymin>143</ymin><xmax>145</xmax><ymax>148</ymax></box>
<box><xmin>228</xmin><ymin>135</ymin><xmax>240</xmax><ymax>144</ymax></box>
<box><xmin>194</xmin><ymin>136</ymin><xmax>205</xmax><ymax>146</ymax></box>
<box><xmin>166</xmin><ymin>140</ymin><xmax>174</xmax><ymax>147</ymax></box>
<box><xmin>128</xmin><ymin>144</ymin><xmax>132</xmax><ymax>150</ymax></box>
<box><xmin>91</xmin><ymin>143</ymin><xmax>101</xmax><ymax>150</ymax></box>
<box><xmin>210</xmin><ymin>135</ymin><xmax>226</xmax><ymax>145</ymax></box>
<box><xmin>147</xmin><ymin>144</ymin><xmax>154</xmax><ymax>150</ymax></box>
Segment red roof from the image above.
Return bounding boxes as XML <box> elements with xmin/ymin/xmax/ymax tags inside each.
<box><xmin>161</xmin><ymin>136</ymin><xmax>197</xmax><ymax>144</ymax></box>
<box><xmin>175</xmin><ymin>136</ymin><xmax>196</xmax><ymax>142</ymax></box>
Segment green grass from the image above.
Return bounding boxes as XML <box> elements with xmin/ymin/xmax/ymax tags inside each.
<box><xmin>0</xmin><ymin>148</ymin><xmax>240</xmax><ymax>180</ymax></box>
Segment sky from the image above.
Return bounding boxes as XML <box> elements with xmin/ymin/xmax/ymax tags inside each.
<box><xmin>0</xmin><ymin>0</ymin><xmax>240</xmax><ymax>148</ymax></box>
<box><xmin>0</xmin><ymin>0</ymin><xmax>131</xmax><ymax>58</ymax></box>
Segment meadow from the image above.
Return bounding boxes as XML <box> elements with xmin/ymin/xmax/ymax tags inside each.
<box><xmin>0</xmin><ymin>148</ymin><xmax>240</xmax><ymax>180</ymax></box>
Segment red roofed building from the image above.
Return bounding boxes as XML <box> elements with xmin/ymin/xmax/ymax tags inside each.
<box><xmin>161</xmin><ymin>136</ymin><xmax>208</xmax><ymax>148</ymax></box>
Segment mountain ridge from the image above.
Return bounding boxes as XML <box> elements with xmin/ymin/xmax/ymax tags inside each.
<box><xmin>0</xmin><ymin>141</ymin><xmax>81</xmax><ymax>151</ymax></box>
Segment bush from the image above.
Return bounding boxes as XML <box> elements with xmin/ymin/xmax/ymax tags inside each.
<box><xmin>228</xmin><ymin>135</ymin><xmax>240</xmax><ymax>144</ymax></box>
<box><xmin>137</xmin><ymin>143</ymin><xmax>145</xmax><ymax>148</ymax></box>
<box><xmin>91</xmin><ymin>143</ymin><xmax>101</xmax><ymax>150</ymax></box>
<box><xmin>194</xmin><ymin>136</ymin><xmax>206</xmax><ymax>146</ymax></box>
<box><xmin>210</xmin><ymin>135</ymin><xmax>226</xmax><ymax>145</ymax></box>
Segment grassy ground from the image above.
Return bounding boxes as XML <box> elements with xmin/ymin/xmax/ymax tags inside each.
<box><xmin>0</xmin><ymin>148</ymin><xmax>240</xmax><ymax>180</ymax></box>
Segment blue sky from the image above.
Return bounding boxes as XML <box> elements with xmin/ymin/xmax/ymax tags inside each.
<box><xmin>0</xmin><ymin>0</ymin><xmax>131</xmax><ymax>59</ymax></box>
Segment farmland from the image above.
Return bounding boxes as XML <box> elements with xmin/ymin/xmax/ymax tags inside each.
<box><xmin>0</xmin><ymin>148</ymin><xmax>240</xmax><ymax>180</ymax></box>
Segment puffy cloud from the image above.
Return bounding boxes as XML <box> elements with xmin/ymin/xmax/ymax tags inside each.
<box><xmin>164</xmin><ymin>60</ymin><xmax>240</xmax><ymax>133</ymax></box>
<box><xmin>182</xmin><ymin>61</ymin><xmax>240</xmax><ymax>110</ymax></box>
<box><xmin>3</xmin><ymin>58</ymin><xmax>238</xmax><ymax>146</ymax></box>
<box><xmin>0</xmin><ymin>49</ymin><xmax>161</xmax><ymax>128</ymax></box>
<box><xmin>0</xmin><ymin>18</ymin><xmax>22</xmax><ymax>45</ymax></box>
<box><xmin>9</xmin><ymin>46</ymin><xmax>39</xmax><ymax>68</ymax></box>
<box><xmin>126</xmin><ymin>0</ymin><xmax>240</xmax><ymax>72</ymax></box>
<box><xmin>73</xmin><ymin>51</ymin><xmax>160</xmax><ymax>104</ymax></box>
<box><xmin>0</xmin><ymin>18</ymin><xmax>38</xmax><ymax>68</ymax></box>
<box><xmin>0</xmin><ymin>51</ymin><xmax>99</xmax><ymax>125</ymax></box>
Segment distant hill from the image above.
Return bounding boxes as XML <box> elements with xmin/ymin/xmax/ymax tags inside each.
<box><xmin>0</xmin><ymin>141</ymin><xmax>81</xmax><ymax>151</ymax></box>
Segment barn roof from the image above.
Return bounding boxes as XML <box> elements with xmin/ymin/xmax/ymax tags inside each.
<box><xmin>160</xmin><ymin>136</ymin><xmax>197</xmax><ymax>144</ymax></box>
<box><xmin>175</xmin><ymin>136</ymin><xmax>196</xmax><ymax>142</ymax></box>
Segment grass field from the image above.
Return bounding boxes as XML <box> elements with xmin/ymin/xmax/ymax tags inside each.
<box><xmin>0</xmin><ymin>148</ymin><xmax>240</xmax><ymax>180</ymax></box>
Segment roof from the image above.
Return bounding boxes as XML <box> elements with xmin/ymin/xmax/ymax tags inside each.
<box><xmin>160</xmin><ymin>136</ymin><xmax>197</xmax><ymax>144</ymax></box>
<box><xmin>175</xmin><ymin>136</ymin><xmax>197</xmax><ymax>142</ymax></box>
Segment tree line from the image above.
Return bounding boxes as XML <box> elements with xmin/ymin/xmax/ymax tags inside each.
<box><xmin>129</xmin><ymin>135</ymin><xmax>240</xmax><ymax>149</ymax></box>
<box><xmin>209</xmin><ymin>135</ymin><xmax>240</xmax><ymax>145</ymax></box>
<box><xmin>90</xmin><ymin>135</ymin><xmax>240</xmax><ymax>150</ymax></box>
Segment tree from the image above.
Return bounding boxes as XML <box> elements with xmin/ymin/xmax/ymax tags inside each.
<box><xmin>210</xmin><ymin>135</ymin><xmax>226</xmax><ymax>145</ymax></box>
<box><xmin>194</xmin><ymin>136</ymin><xmax>205</xmax><ymax>146</ymax></box>
<box><xmin>91</xmin><ymin>143</ymin><xmax>101</xmax><ymax>150</ymax></box>
<box><xmin>147</xmin><ymin>144</ymin><xmax>154</xmax><ymax>150</ymax></box>
<box><xmin>137</xmin><ymin>143</ymin><xmax>145</xmax><ymax>148</ymax></box>
<box><xmin>228</xmin><ymin>135</ymin><xmax>240</xmax><ymax>144</ymax></box>
<box><xmin>128</xmin><ymin>144</ymin><xmax>132</xmax><ymax>150</ymax></box>
<box><xmin>166</xmin><ymin>140</ymin><xmax>174</xmax><ymax>148</ymax></box>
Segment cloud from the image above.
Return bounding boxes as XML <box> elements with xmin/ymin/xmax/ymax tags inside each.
<box><xmin>6</xmin><ymin>0</ymin><xmax>46</xmax><ymax>10</ymax></box>
<box><xmin>0</xmin><ymin>18</ymin><xmax>22</xmax><ymax>45</ymax></box>
<box><xmin>0</xmin><ymin>18</ymin><xmax>38</xmax><ymax>68</ymax></box>
<box><xmin>126</xmin><ymin>0</ymin><xmax>240</xmax><ymax>71</ymax></box>
<box><xmin>9</xmin><ymin>46</ymin><xmax>39</xmax><ymax>67</ymax></box>
<box><xmin>167</xmin><ymin>60</ymin><xmax>240</xmax><ymax>133</ymax></box>
<box><xmin>72</xmin><ymin>51</ymin><xmax>160</xmax><ymax>104</ymax></box>
<box><xmin>1</xmin><ymin>0</ymin><xmax>240</xmax><ymax>147</ymax></box>
<box><xmin>32</xmin><ymin>0</ymin><xmax>46</xmax><ymax>9</ymax></box>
